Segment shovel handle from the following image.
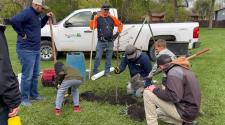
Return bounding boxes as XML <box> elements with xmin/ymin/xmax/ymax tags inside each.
<box><xmin>187</xmin><ymin>48</ymin><xmax>209</xmax><ymax>60</ymax></box>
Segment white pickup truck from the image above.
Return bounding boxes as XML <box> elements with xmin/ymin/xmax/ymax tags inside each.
<box><xmin>41</xmin><ymin>8</ymin><xmax>200</xmax><ymax>61</ymax></box>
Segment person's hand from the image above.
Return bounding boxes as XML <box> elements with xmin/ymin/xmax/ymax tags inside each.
<box><xmin>8</xmin><ymin>107</ymin><xmax>19</xmax><ymax>117</ymax></box>
<box><xmin>112</xmin><ymin>32</ymin><xmax>120</xmax><ymax>41</ymax></box>
<box><xmin>47</xmin><ymin>12</ymin><xmax>54</xmax><ymax>17</ymax></box>
<box><xmin>91</xmin><ymin>12</ymin><xmax>97</xmax><ymax>20</ymax></box>
<box><xmin>145</xmin><ymin>85</ymin><xmax>156</xmax><ymax>92</ymax></box>
<box><xmin>144</xmin><ymin>77</ymin><xmax>152</xmax><ymax>88</ymax></box>
<box><xmin>114</xmin><ymin>67</ymin><xmax>120</xmax><ymax>74</ymax></box>
<box><xmin>22</xmin><ymin>34</ymin><xmax>27</xmax><ymax>40</ymax></box>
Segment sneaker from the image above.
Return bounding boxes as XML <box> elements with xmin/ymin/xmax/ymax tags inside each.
<box><xmin>30</xmin><ymin>96</ymin><xmax>45</xmax><ymax>101</ymax></box>
<box><xmin>73</xmin><ymin>106</ymin><xmax>81</xmax><ymax>113</ymax></box>
<box><xmin>54</xmin><ymin>109</ymin><xmax>61</xmax><ymax>116</ymax></box>
<box><xmin>21</xmin><ymin>101</ymin><xmax>32</xmax><ymax>107</ymax></box>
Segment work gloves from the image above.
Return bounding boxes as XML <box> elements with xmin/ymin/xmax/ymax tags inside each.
<box><xmin>114</xmin><ymin>67</ymin><xmax>120</xmax><ymax>74</ymax></box>
<box><xmin>112</xmin><ymin>32</ymin><xmax>120</xmax><ymax>41</ymax></box>
<box><xmin>91</xmin><ymin>12</ymin><xmax>97</xmax><ymax>20</ymax></box>
<box><xmin>144</xmin><ymin>77</ymin><xmax>152</xmax><ymax>88</ymax></box>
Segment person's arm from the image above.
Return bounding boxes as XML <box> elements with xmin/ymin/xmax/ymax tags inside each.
<box><xmin>152</xmin><ymin>75</ymin><xmax>184</xmax><ymax>103</ymax></box>
<box><xmin>41</xmin><ymin>12</ymin><xmax>54</xmax><ymax>28</ymax></box>
<box><xmin>110</xmin><ymin>16</ymin><xmax>123</xmax><ymax>33</ymax></box>
<box><xmin>89</xmin><ymin>15</ymin><xmax>98</xmax><ymax>30</ymax></box>
<box><xmin>55</xmin><ymin>69</ymin><xmax>66</xmax><ymax>85</ymax></box>
<box><xmin>142</xmin><ymin>54</ymin><xmax>152</xmax><ymax>75</ymax></box>
<box><xmin>10</xmin><ymin>11</ymin><xmax>28</xmax><ymax>37</ymax></box>
<box><xmin>149</xmin><ymin>63</ymin><xmax>158</xmax><ymax>77</ymax></box>
<box><xmin>118</xmin><ymin>56</ymin><xmax>128</xmax><ymax>73</ymax></box>
<box><xmin>1</xmin><ymin>73</ymin><xmax>21</xmax><ymax>111</ymax></box>
<box><xmin>41</xmin><ymin>14</ymin><xmax>49</xmax><ymax>28</ymax></box>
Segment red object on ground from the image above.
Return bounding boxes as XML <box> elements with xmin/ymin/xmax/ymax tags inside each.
<box><xmin>41</xmin><ymin>69</ymin><xmax>56</xmax><ymax>87</ymax></box>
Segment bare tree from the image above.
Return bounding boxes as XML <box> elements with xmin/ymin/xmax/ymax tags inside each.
<box><xmin>208</xmin><ymin>0</ymin><xmax>216</xmax><ymax>29</ymax></box>
<box><xmin>173</xmin><ymin>0</ymin><xmax>179</xmax><ymax>22</ymax></box>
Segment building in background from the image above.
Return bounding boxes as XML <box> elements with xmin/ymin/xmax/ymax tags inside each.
<box><xmin>215</xmin><ymin>8</ymin><xmax>225</xmax><ymax>21</ymax></box>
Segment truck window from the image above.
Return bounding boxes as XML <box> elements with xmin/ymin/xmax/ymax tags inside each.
<box><xmin>67</xmin><ymin>11</ymin><xmax>92</xmax><ymax>27</ymax></box>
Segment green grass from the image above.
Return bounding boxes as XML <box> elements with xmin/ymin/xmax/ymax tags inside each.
<box><xmin>5</xmin><ymin>26</ymin><xmax>225</xmax><ymax>125</ymax></box>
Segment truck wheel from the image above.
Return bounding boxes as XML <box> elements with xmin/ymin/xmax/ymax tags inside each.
<box><xmin>149</xmin><ymin>45</ymin><xmax>157</xmax><ymax>62</ymax></box>
<box><xmin>40</xmin><ymin>40</ymin><xmax>55</xmax><ymax>61</ymax></box>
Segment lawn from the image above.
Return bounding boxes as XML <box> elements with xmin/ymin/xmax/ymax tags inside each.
<box><xmin>5</xmin><ymin>26</ymin><xmax>225</xmax><ymax>125</ymax></box>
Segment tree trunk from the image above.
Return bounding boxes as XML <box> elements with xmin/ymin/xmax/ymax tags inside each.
<box><xmin>173</xmin><ymin>0</ymin><xmax>179</xmax><ymax>22</ymax></box>
<box><xmin>209</xmin><ymin>0</ymin><xmax>215</xmax><ymax>29</ymax></box>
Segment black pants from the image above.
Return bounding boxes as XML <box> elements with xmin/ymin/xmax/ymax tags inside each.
<box><xmin>0</xmin><ymin>106</ymin><xmax>9</xmax><ymax>125</ymax></box>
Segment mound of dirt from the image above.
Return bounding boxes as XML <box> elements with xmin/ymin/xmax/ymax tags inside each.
<box><xmin>80</xmin><ymin>90</ymin><xmax>146</xmax><ymax>122</ymax></box>
<box><xmin>80</xmin><ymin>90</ymin><xmax>138</xmax><ymax>105</ymax></box>
<box><xmin>127</xmin><ymin>103</ymin><xmax>145</xmax><ymax>122</ymax></box>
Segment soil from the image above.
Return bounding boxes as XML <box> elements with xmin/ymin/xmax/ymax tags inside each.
<box><xmin>80</xmin><ymin>89</ymin><xmax>146</xmax><ymax>122</ymax></box>
<box><xmin>127</xmin><ymin>102</ymin><xmax>146</xmax><ymax>122</ymax></box>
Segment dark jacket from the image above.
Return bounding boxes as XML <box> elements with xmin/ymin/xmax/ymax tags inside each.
<box><xmin>0</xmin><ymin>25</ymin><xmax>21</xmax><ymax>113</ymax></box>
<box><xmin>119</xmin><ymin>52</ymin><xmax>152</xmax><ymax>78</ymax></box>
<box><xmin>153</xmin><ymin>65</ymin><xmax>201</xmax><ymax>122</ymax></box>
<box><xmin>10</xmin><ymin>7</ymin><xmax>49</xmax><ymax>51</ymax></box>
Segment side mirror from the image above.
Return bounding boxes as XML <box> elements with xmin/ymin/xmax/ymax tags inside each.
<box><xmin>64</xmin><ymin>21</ymin><xmax>73</xmax><ymax>28</ymax></box>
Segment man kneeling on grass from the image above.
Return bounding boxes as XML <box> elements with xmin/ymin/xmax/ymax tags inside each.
<box><xmin>143</xmin><ymin>54</ymin><xmax>201</xmax><ymax>125</ymax></box>
<box><xmin>54</xmin><ymin>62</ymin><xmax>83</xmax><ymax>116</ymax></box>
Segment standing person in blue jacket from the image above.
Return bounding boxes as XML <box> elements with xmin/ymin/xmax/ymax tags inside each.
<box><xmin>114</xmin><ymin>45</ymin><xmax>152</xmax><ymax>96</ymax></box>
<box><xmin>9</xmin><ymin>0</ymin><xmax>53</xmax><ymax>106</ymax></box>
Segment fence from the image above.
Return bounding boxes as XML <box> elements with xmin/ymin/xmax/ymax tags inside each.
<box><xmin>198</xmin><ymin>20</ymin><xmax>225</xmax><ymax>28</ymax></box>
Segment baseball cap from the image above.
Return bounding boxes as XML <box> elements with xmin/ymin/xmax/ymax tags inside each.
<box><xmin>157</xmin><ymin>54</ymin><xmax>172</xmax><ymax>66</ymax></box>
<box><xmin>101</xmin><ymin>3</ymin><xmax>110</xmax><ymax>10</ymax></box>
<box><xmin>32</xmin><ymin>0</ymin><xmax>49</xmax><ymax>10</ymax></box>
<box><xmin>125</xmin><ymin>45</ymin><xmax>137</xmax><ymax>59</ymax></box>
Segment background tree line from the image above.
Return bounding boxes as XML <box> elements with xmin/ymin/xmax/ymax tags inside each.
<box><xmin>0</xmin><ymin>0</ymin><xmax>220</xmax><ymax>28</ymax></box>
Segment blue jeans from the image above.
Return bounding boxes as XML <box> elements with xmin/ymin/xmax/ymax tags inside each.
<box><xmin>17</xmin><ymin>49</ymin><xmax>40</xmax><ymax>103</ymax></box>
<box><xmin>55</xmin><ymin>80</ymin><xmax>82</xmax><ymax>109</ymax></box>
<box><xmin>0</xmin><ymin>106</ymin><xmax>9</xmax><ymax>125</ymax></box>
<box><xmin>93</xmin><ymin>41</ymin><xmax>114</xmax><ymax>75</ymax></box>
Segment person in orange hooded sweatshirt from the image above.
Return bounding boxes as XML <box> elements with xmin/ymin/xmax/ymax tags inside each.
<box><xmin>90</xmin><ymin>3</ymin><xmax>123</xmax><ymax>76</ymax></box>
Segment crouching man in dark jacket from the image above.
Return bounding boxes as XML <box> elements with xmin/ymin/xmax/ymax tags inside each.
<box><xmin>143</xmin><ymin>54</ymin><xmax>201</xmax><ymax>125</ymax></box>
<box><xmin>114</xmin><ymin>45</ymin><xmax>152</xmax><ymax>96</ymax></box>
<box><xmin>0</xmin><ymin>25</ymin><xmax>21</xmax><ymax>125</ymax></box>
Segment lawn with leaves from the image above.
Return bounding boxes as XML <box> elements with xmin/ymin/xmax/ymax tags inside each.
<box><xmin>5</xmin><ymin>26</ymin><xmax>225</xmax><ymax>125</ymax></box>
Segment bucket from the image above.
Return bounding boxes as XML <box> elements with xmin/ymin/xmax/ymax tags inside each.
<box><xmin>8</xmin><ymin>116</ymin><xmax>22</xmax><ymax>125</ymax></box>
<box><xmin>66</xmin><ymin>52</ymin><xmax>86</xmax><ymax>81</ymax></box>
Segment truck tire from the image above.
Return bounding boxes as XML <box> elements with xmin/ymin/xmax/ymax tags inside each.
<box><xmin>40</xmin><ymin>40</ymin><xmax>55</xmax><ymax>61</ymax></box>
<box><xmin>149</xmin><ymin>45</ymin><xmax>157</xmax><ymax>62</ymax></box>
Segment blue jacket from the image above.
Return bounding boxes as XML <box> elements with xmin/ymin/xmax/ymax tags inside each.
<box><xmin>10</xmin><ymin>7</ymin><xmax>49</xmax><ymax>51</ymax></box>
<box><xmin>119</xmin><ymin>52</ymin><xmax>152</xmax><ymax>78</ymax></box>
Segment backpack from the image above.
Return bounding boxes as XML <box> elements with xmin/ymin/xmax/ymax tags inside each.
<box><xmin>41</xmin><ymin>69</ymin><xmax>56</xmax><ymax>87</ymax></box>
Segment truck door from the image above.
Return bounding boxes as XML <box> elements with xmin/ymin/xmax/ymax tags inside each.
<box><xmin>57</xmin><ymin>11</ymin><xmax>94</xmax><ymax>51</ymax></box>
